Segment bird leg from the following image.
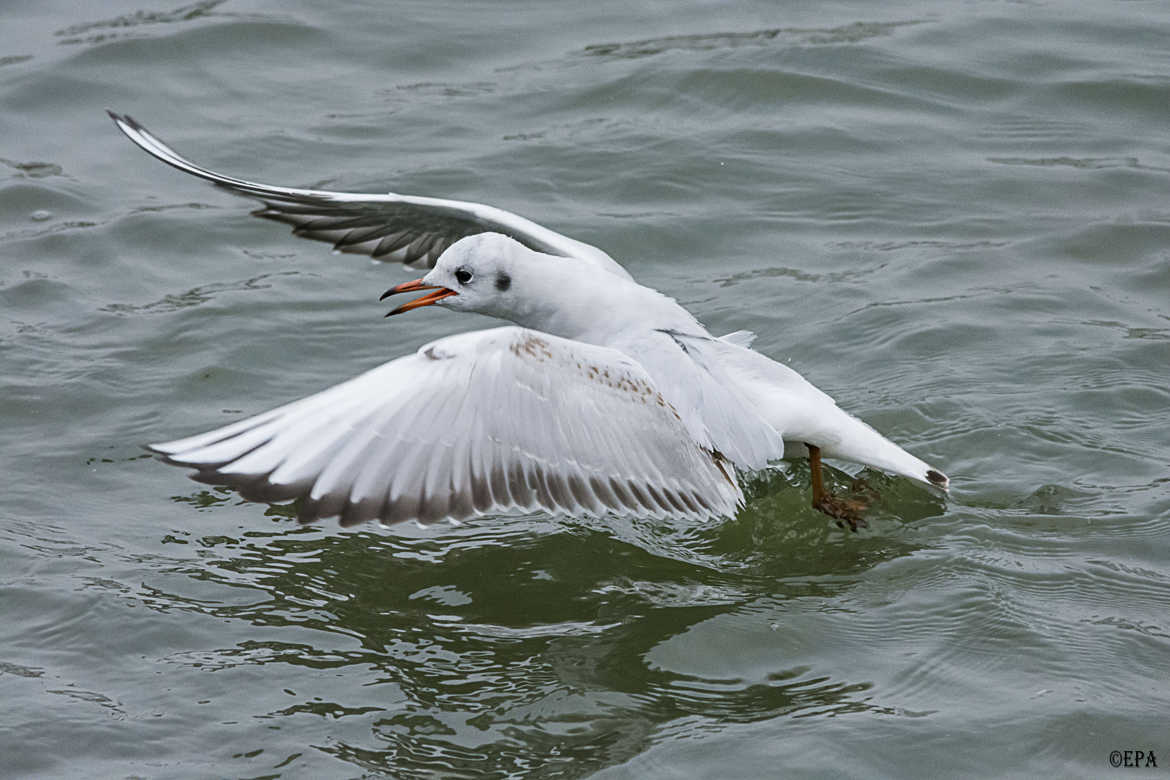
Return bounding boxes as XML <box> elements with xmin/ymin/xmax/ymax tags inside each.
<box><xmin>806</xmin><ymin>443</ymin><xmax>869</xmax><ymax>532</ymax></box>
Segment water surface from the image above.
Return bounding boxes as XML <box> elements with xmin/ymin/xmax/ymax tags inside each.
<box><xmin>2</xmin><ymin>1</ymin><xmax>1168</xmax><ymax>777</ymax></box>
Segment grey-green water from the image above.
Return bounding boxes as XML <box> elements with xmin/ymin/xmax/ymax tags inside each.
<box><xmin>2</xmin><ymin>1</ymin><xmax>1168</xmax><ymax>777</ymax></box>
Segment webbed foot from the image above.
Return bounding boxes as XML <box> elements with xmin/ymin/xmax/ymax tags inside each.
<box><xmin>806</xmin><ymin>444</ymin><xmax>876</xmax><ymax>532</ymax></box>
<box><xmin>814</xmin><ymin>492</ymin><xmax>870</xmax><ymax>532</ymax></box>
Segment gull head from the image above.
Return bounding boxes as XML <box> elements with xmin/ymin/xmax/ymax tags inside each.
<box><xmin>380</xmin><ymin>232</ymin><xmax>543</xmax><ymax>320</ymax></box>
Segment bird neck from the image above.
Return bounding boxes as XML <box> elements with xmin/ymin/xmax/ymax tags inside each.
<box><xmin>506</xmin><ymin>260</ymin><xmax>702</xmax><ymax>345</ymax></box>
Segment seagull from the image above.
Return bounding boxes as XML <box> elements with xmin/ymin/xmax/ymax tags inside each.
<box><xmin>109</xmin><ymin>111</ymin><xmax>948</xmax><ymax>531</ymax></box>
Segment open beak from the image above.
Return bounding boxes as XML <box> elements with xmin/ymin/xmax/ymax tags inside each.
<box><xmin>380</xmin><ymin>278</ymin><xmax>457</xmax><ymax>316</ymax></box>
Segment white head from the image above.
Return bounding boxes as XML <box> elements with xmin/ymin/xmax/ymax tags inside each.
<box><xmin>381</xmin><ymin>232</ymin><xmax>580</xmax><ymax>327</ymax></box>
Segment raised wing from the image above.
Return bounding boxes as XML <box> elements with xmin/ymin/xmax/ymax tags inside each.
<box><xmin>107</xmin><ymin>111</ymin><xmax>629</xmax><ymax>277</ymax></box>
<box><xmin>149</xmin><ymin>327</ymin><xmax>741</xmax><ymax>526</ymax></box>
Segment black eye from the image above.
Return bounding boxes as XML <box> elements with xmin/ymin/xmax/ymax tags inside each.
<box><xmin>454</xmin><ymin>267</ymin><xmax>473</xmax><ymax>285</ymax></box>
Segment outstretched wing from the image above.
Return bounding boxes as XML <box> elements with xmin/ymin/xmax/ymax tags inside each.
<box><xmin>149</xmin><ymin>327</ymin><xmax>741</xmax><ymax>526</ymax></box>
<box><xmin>108</xmin><ymin>111</ymin><xmax>629</xmax><ymax>278</ymax></box>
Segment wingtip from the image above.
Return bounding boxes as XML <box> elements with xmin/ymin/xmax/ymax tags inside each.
<box><xmin>143</xmin><ymin>440</ymin><xmax>190</xmax><ymax>462</ymax></box>
<box><xmin>142</xmin><ymin>442</ymin><xmax>191</xmax><ymax>469</ymax></box>
<box><xmin>108</xmin><ymin>111</ymin><xmax>165</xmax><ymax>150</ymax></box>
<box><xmin>106</xmin><ymin>109</ymin><xmax>142</xmax><ymax>140</ymax></box>
<box><xmin>926</xmin><ymin>468</ymin><xmax>949</xmax><ymax>491</ymax></box>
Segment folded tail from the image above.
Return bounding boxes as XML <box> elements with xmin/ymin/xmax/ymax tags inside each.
<box><xmin>707</xmin><ymin>339</ymin><xmax>948</xmax><ymax>490</ymax></box>
<box><xmin>804</xmin><ymin>405</ymin><xmax>948</xmax><ymax>489</ymax></box>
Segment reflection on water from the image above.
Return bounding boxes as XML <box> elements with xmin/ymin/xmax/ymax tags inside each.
<box><xmin>135</xmin><ymin>477</ymin><xmax>928</xmax><ymax>775</ymax></box>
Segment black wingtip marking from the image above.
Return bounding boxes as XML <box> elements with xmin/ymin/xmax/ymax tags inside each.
<box><xmin>107</xmin><ymin>110</ymin><xmax>141</xmax><ymax>131</ymax></box>
<box><xmin>926</xmin><ymin>469</ymin><xmax>947</xmax><ymax>486</ymax></box>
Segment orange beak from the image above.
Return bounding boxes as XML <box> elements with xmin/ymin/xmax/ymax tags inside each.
<box><xmin>380</xmin><ymin>278</ymin><xmax>457</xmax><ymax>316</ymax></box>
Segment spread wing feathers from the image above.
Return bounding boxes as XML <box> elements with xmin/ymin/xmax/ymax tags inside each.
<box><xmin>148</xmin><ymin>327</ymin><xmax>742</xmax><ymax>527</ymax></box>
<box><xmin>107</xmin><ymin>111</ymin><xmax>630</xmax><ymax>278</ymax></box>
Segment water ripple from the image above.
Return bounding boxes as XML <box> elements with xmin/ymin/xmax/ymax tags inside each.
<box><xmin>582</xmin><ymin>22</ymin><xmax>926</xmax><ymax>60</ymax></box>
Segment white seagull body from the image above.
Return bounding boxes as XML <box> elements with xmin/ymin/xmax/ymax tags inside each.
<box><xmin>110</xmin><ymin>112</ymin><xmax>948</xmax><ymax>529</ymax></box>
